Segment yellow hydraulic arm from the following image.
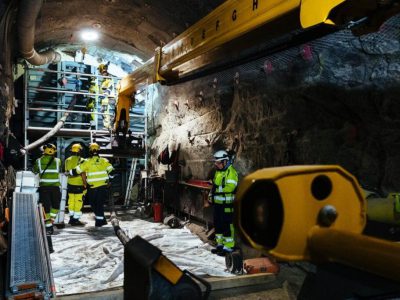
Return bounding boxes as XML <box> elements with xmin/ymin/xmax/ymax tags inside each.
<box><xmin>115</xmin><ymin>0</ymin><xmax>400</xmax><ymax>130</ymax></box>
<box><xmin>235</xmin><ymin>165</ymin><xmax>400</xmax><ymax>282</ymax></box>
<box><xmin>119</xmin><ymin>0</ymin><xmax>400</xmax><ymax>96</ymax></box>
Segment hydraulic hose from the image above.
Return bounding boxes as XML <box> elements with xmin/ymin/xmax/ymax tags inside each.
<box><xmin>21</xmin><ymin>97</ymin><xmax>77</xmax><ymax>154</ymax></box>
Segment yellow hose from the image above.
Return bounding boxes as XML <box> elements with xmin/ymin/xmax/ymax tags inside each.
<box><xmin>367</xmin><ymin>193</ymin><xmax>400</xmax><ymax>225</ymax></box>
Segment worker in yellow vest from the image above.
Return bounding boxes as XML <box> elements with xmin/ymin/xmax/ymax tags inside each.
<box><xmin>64</xmin><ymin>143</ymin><xmax>86</xmax><ymax>226</ymax></box>
<box><xmin>86</xmin><ymin>76</ymin><xmax>98</xmax><ymax>129</ymax></box>
<box><xmin>32</xmin><ymin>143</ymin><xmax>61</xmax><ymax>234</ymax></box>
<box><xmin>68</xmin><ymin>142</ymin><xmax>113</xmax><ymax>227</ymax></box>
<box><xmin>209</xmin><ymin>150</ymin><xmax>238</xmax><ymax>256</ymax></box>
<box><xmin>98</xmin><ymin>63</ymin><xmax>113</xmax><ymax>130</ymax></box>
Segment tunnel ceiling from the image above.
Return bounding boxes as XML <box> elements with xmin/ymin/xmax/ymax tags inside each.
<box><xmin>35</xmin><ymin>0</ymin><xmax>225</xmax><ymax>63</ymax></box>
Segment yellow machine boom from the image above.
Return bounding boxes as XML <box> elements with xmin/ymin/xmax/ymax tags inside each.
<box><xmin>235</xmin><ymin>165</ymin><xmax>400</xmax><ymax>282</ymax></box>
<box><xmin>115</xmin><ymin>0</ymin><xmax>400</xmax><ymax>140</ymax></box>
<box><xmin>118</xmin><ymin>0</ymin><xmax>400</xmax><ymax>94</ymax></box>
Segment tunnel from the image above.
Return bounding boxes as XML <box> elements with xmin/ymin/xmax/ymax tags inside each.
<box><xmin>1</xmin><ymin>0</ymin><xmax>400</xmax><ymax>299</ymax></box>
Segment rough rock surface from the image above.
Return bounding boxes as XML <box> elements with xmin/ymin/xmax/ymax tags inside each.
<box><xmin>150</xmin><ymin>16</ymin><xmax>400</xmax><ymax>206</ymax></box>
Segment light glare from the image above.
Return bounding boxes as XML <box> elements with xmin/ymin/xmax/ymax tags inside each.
<box><xmin>81</xmin><ymin>30</ymin><xmax>99</xmax><ymax>41</ymax></box>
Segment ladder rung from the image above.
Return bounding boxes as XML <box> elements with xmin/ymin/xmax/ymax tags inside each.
<box><xmin>124</xmin><ymin>159</ymin><xmax>138</xmax><ymax>206</ymax></box>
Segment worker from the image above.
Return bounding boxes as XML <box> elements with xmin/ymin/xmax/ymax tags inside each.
<box><xmin>209</xmin><ymin>150</ymin><xmax>238</xmax><ymax>256</ymax></box>
<box><xmin>114</xmin><ymin>84</ymin><xmax>134</xmax><ymax>138</ymax></box>
<box><xmin>64</xmin><ymin>143</ymin><xmax>86</xmax><ymax>226</ymax></box>
<box><xmin>98</xmin><ymin>62</ymin><xmax>113</xmax><ymax>130</ymax></box>
<box><xmin>86</xmin><ymin>76</ymin><xmax>98</xmax><ymax>129</ymax></box>
<box><xmin>32</xmin><ymin>143</ymin><xmax>62</xmax><ymax>234</ymax></box>
<box><xmin>68</xmin><ymin>142</ymin><xmax>113</xmax><ymax>227</ymax></box>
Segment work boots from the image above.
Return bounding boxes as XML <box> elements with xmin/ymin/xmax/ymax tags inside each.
<box><xmin>70</xmin><ymin>218</ymin><xmax>86</xmax><ymax>226</ymax></box>
<box><xmin>45</xmin><ymin>225</ymin><xmax>54</xmax><ymax>235</ymax></box>
<box><xmin>211</xmin><ymin>245</ymin><xmax>234</xmax><ymax>257</ymax></box>
<box><xmin>95</xmin><ymin>219</ymin><xmax>108</xmax><ymax>227</ymax></box>
<box><xmin>211</xmin><ymin>245</ymin><xmax>224</xmax><ymax>256</ymax></box>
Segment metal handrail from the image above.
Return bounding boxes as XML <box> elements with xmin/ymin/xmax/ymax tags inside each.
<box><xmin>28</xmin><ymin>67</ymin><xmax>122</xmax><ymax>80</ymax></box>
<box><xmin>30</xmin><ymin>87</ymin><xmax>116</xmax><ymax>98</ymax></box>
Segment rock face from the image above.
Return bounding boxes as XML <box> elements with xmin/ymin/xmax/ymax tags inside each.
<box><xmin>149</xmin><ymin>16</ymin><xmax>400</xmax><ymax>219</ymax></box>
<box><xmin>0</xmin><ymin>2</ymin><xmax>15</xmax><ymax>140</ymax></box>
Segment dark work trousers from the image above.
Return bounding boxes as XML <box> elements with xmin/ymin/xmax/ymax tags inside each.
<box><xmin>38</xmin><ymin>186</ymin><xmax>61</xmax><ymax>213</ymax></box>
<box><xmin>87</xmin><ymin>185</ymin><xmax>108</xmax><ymax>219</ymax></box>
<box><xmin>213</xmin><ymin>203</ymin><xmax>234</xmax><ymax>240</ymax></box>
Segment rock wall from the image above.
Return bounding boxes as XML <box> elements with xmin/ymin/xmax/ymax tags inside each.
<box><xmin>148</xmin><ymin>16</ymin><xmax>400</xmax><ymax>220</ymax></box>
<box><xmin>0</xmin><ymin>0</ymin><xmax>17</xmax><ymax>228</ymax></box>
<box><xmin>0</xmin><ymin>1</ymin><xmax>15</xmax><ymax>138</ymax></box>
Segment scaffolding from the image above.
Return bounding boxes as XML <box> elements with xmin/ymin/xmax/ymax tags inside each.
<box><xmin>23</xmin><ymin>61</ymin><xmax>147</xmax><ymax>206</ymax></box>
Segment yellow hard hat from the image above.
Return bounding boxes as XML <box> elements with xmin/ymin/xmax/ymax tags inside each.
<box><xmin>89</xmin><ymin>142</ymin><xmax>100</xmax><ymax>152</ymax></box>
<box><xmin>98</xmin><ymin>63</ymin><xmax>109</xmax><ymax>74</ymax></box>
<box><xmin>71</xmin><ymin>143</ymin><xmax>82</xmax><ymax>153</ymax></box>
<box><xmin>43</xmin><ymin>143</ymin><xmax>56</xmax><ymax>155</ymax></box>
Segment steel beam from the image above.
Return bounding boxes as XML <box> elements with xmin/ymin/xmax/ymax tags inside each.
<box><xmin>119</xmin><ymin>0</ymin><xmax>400</xmax><ymax>94</ymax></box>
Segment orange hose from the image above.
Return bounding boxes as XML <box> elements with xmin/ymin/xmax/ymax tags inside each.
<box><xmin>5</xmin><ymin>207</ymin><xmax>9</xmax><ymax>223</ymax></box>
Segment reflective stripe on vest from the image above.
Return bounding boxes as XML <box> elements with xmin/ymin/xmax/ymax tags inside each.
<box><xmin>38</xmin><ymin>157</ymin><xmax>60</xmax><ymax>185</ymax></box>
<box><xmin>87</xmin><ymin>177</ymin><xmax>109</xmax><ymax>183</ymax></box>
<box><xmin>214</xmin><ymin>195</ymin><xmax>235</xmax><ymax>201</ymax></box>
<box><xmin>226</xmin><ymin>179</ymin><xmax>237</xmax><ymax>185</ymax></box>
<box><xmin>86</xmin><ymin>170</ymin><xmax>109</xmax><ymax>183</ymax></box>
<box><xmin>76</xmin><ymin>156</ymin><xmax>113</xmax><ymax>188</ymax></box>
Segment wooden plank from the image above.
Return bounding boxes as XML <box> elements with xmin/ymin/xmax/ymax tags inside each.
<box><xmin>205</xmin><ymin>273</ymin><xmax>278</xmax><ymax>291</ymax></box>
<box><xmin>57</xmin><ymin>274</ymin><xmax>279</xmax><ymax>298</ymax></box>
<box><xmin>179</xmin><ymin>180</ymin><xmax>212</xmax><ymax>190</ymax></box>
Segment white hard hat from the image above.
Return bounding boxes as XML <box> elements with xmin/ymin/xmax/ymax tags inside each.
<box><xmin>213</xmin><ymin>150</ymin><xmax>229</xmax><ymax>161</ymax></box>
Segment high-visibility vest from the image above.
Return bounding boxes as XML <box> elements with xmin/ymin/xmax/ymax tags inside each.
<box><xmin>100</xmin><ymin>79</ymin><xmax>113</xmax><ymax>106</ymax></box>
<box><xmin>65</xmin><ymin>156</ymin><xmax>86</xmax><ymax>186</ymax></box>
<box><xmin>101</xmin><ymin>79</ymin><xmax>113</xmax><ymax>95</ymax></box>
<box><xmin>75</xmin><ymin>156</ymin><xmax>113</xmax><ymax>188</ymax></box>
<box><xmin>33</xmin><ymin>155</ymin><xmax>61</xmax><ymax>187</ymax></box>
<box><xmin>212</xmin><ymin>165</ymin><xmax>238</xmax><ymax>204</ymax></box>
<box><xmin>89</xmin><ymin>81</ymin><xmax>98</xmax><ymax>95</ymax></box>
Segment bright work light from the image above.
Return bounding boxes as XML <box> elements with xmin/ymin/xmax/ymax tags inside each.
<box><xmin>80</xmin><ymin>30</ymin><xmax>99</xmax><ymax>41</ymax></box>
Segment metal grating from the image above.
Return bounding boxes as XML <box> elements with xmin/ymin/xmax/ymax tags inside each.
<box><xmin>9</xmin><ymin>193</ymin><xmax>46</xmax><ymax>293</ymax></box>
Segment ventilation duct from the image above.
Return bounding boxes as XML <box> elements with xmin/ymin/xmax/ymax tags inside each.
<box><xmin>17</xmin><ymin>0</ymin><xmax>61</xmax><ymax>65</ymax></box>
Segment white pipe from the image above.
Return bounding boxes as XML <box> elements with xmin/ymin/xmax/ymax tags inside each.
<box><xmin>21</xmin><ymin>98</ymin><xmax>77</xmax><ymax>154</ymax></box>
<box><xmin>18</xmin><ymin>0</ymin><xmax>61</xmax><ymax>65</ymax></box>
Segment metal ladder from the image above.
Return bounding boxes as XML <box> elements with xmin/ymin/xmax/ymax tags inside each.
<box><xmin>124</xmin><ymin>158</ymin><xmax>138</xmax><ymax>207</ymax></box>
